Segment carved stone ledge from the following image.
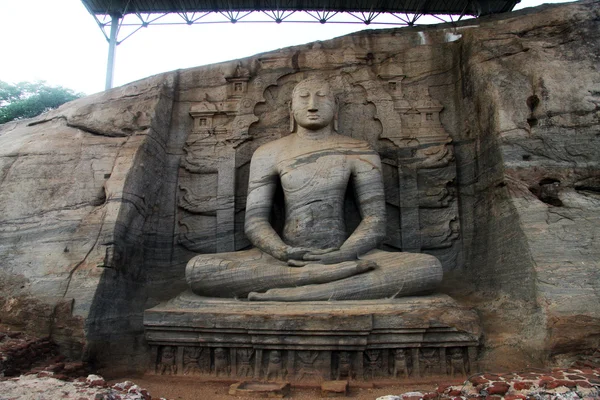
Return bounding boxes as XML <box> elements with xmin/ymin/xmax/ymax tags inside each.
<box><xmin>144</xmin><ymin>293</ymin><xmax>481</xmax><ymax>382</ymax></box>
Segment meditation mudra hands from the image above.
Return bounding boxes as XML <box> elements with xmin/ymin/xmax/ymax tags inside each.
<box><xmin>185</xmin><ymin>77</ymin><xmax>443</xmax><ymax>301</ymax></box>
<box><xmin>285</xmin><ymin>247</ymin><xmax>357</xmax><ymax>266</ymax></box>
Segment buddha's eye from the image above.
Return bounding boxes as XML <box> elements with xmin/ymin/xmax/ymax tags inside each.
<box><xmin>298</xmin><ymin>91</ymin><xmax>309</xmax><ymax>97</ymax></box>
<box><xmin>316</xmin><ymin>91</ymin><xmax>328</xmax><ymax>97</ymax></box>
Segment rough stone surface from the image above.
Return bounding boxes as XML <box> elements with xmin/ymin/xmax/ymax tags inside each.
<box><xmin>445</xmin><ymin>0</ymin><xmax>600</xmax><ymax>369</ymax></box>
<box><xmin>0</xmin><ymin>374</ymin><xmax>153</xmax><ymax>400</ymax></box>
<box><xmin>0</xmin><ymin>74</ymin><xmax>177</xmax><ymax>370</ymax></box>
<box><xmin>0</xmin><ymin>0</ymin><xmax>598</xmax><ymax>374</ymax></box>
<box><xmin>228</xmin><ymin>381</ymin><xmax>291</xmax><ymax>398</ymax></box>
<box><xmin>321</xmin><ymin>380</ymin><xmax>349</xmax><ymax>397</ymax></box>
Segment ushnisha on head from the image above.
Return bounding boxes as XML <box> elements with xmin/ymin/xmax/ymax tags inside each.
<box><xmin>290</xmin><ymin>78</ymin><xmax>338</xmax><ymax>133</ymax></box>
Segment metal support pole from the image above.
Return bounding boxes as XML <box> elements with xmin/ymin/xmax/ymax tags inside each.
<box><xmin>105</xmin><ymin>13</ymin><xmax>120</xmax><ymax>90</ymax></box>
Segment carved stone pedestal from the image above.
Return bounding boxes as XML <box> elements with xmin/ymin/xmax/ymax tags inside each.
<box><xmin>143</xmin><ymin>292</ymin><xmax>481</xmax><ymax>382</ymax></box>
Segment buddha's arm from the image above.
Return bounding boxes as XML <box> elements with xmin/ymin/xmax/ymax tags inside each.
<box><xmin>342</xmin><ymin>151</ymin><xmax>387</xmax><ymax>253</ymax></box>
<box><xmin>244</xmin><ymin>146</ymin><xmax>309</xmax><ymax>261</ymax></box>
<box><xmin>303</xmin><ymin>151</ymin><xmax>386</xmax><ymax>264</ymax></box>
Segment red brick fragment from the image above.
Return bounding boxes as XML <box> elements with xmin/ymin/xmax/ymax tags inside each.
<box><xmin>484</xmin><ymin>396</ymin><xmax>502</xmax><ymax>400</ymax></box>
<box><xmin>47</xmin><ymin>362</ymin><xmax>65</xmax><ymax>372</ymax></box>
<box><xmin>504</xmin><ymin>395</ymin><xmax>526</xmax><ymax>400</ymax></box>
<box><xmin>423</xmin><ymin>392</ymin><xmax>437</xmax><ymax>400</ymax></box>
<box><xmin>482</xmin><ymin>374</ymin><xmax>501</xmax><ymax>381</ymax></box>
<box><xmin>437</xmin><ymin>384</ymin><xmax>451</xmax><ymax>394</ymax></box>
<box><xmin>487</xmin><ymin>382</ymin><xmax>510</xmax><ymax>396</ymax></box>
<box><xmin>543</xmin><ymin>381</ymin><xmax>561</xmax><ymax>389</ymax></box>
<box><xmin>469</xmin><ymin>376</ymin><xmax>490</xmax><ymax>386</ymax></box>
<box><xmin>519</xmin><ymin>373</ymin><xmax>540</xmax><ymax>380</ymax></box>
<box><xmin>555</xmin><ymin>379</ymin><xmax>577</xmax><ymax>388</ymax></box>
<box><xmin>51</xmin><ymin>355</ymin><xmax>67</xmax><ymax>363</ymax></box>
<box><xmin>575</xmin><ymin>380</ymin><xmax>592</xmax><ymax>388</ymax></box>
<box><xmin>513</xmin><ymin>381</ymin><xmax>533</xmax><ymax>391</ymax></box>
<box><xmin>448</xmin><ymin>389</ymin><xmax>462</xmax><ymax>396</ymax></box>
<box><xmin>64</xmin><ymin>361</ymin><xmax>85</xmax><ymax>370</ymax></box>
<box><xmin>538</xmin><ymin>376</ymin><xmax>555</xmax><ymax>388</ymax></box>
<box><xmin>566</xmin><ymin>374</ymin><xmax>584</xmax><ymax>380</ymax></box>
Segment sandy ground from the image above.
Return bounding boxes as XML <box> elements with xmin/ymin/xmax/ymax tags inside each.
<box><xmin>111</xmin><ymin>375</ymin><xmax>441</xmax><ymax>400</ymax></box>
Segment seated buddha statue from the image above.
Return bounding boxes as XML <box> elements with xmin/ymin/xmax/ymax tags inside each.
<box><xmin>185</xmin><ymin>78</ymin><xmax>443</xmax><ymax>301</ymax></box>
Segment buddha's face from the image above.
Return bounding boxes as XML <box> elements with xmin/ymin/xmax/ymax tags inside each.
<box><xmin>291</xmin><ymin>80</ymin><xmax>335</xmax><ymax>131</ymax></box>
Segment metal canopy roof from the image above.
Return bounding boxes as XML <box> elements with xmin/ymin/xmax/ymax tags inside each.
<box><xmin>83</xmin><ymin>0</ymin><xmax>520</xmax><ymax>90</ymax></box>
<box><xmin>82</xmin><ymin>0</ymin><xmax>519</xmax><ymax>17</ymax></box>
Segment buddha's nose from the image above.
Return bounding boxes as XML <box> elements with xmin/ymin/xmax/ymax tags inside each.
<box><xmin>308</xmin><ymin>96</ymin><xmax>318</xmax><ymax>111</ymax></box>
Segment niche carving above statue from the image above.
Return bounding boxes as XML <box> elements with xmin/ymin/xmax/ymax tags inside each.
<box><xmin>184</xmin><ymin>77</ymin><xmax>443</xmax><ymax>301</ymax></box>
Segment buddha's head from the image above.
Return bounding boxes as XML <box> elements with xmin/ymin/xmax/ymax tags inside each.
<box><xmin>290</xmin><ymin>78</ymin><xmax>338</xmax><ymax>132</ymax></box>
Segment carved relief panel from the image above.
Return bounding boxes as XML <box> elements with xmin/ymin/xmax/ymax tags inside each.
<box><xmin>356</xmin><ymin>57</ymin><xmax>461</xmax><ymax>271</ymax></box>
<box><xmin>150</xmin><ymin>345</ymin><xmax>476</xmax><ymax>381</ymax></box>
<box><xmin>177</xmin><ymin>60</ymin><xmax>294</xmax><ymax>254</ymax></box>
<box><xmin>176</xmin><ymin>46</ymin><xmax>460</xmax><ymax>272</ymax></box>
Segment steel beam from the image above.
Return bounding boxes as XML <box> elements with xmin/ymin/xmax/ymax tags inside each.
<box><xmin>105</xmin><ymin>13</ymin><xmax>120</xmax><ymax>90</ymax></box>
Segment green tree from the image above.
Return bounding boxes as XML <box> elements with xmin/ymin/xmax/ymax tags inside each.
<box><xmin>0</xmin><ymin>80</ymin><xmax>83</xmax><ymax>124</ymax></box>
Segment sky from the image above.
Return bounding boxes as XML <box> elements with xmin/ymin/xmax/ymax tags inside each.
<box><xmin>0</xmin><ymin>0</ymin><xmax>575</xmax><ymax>96</ymax></box>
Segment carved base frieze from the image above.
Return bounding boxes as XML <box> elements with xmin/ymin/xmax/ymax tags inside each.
<box><xmin>148</xmin><ymin>344</ymin><xmax>478</xmax><ymax>381</ymax></box>
<box><xmin>144</xmin><ymin>293</ymin><xmax>481</xmax><ymax>382</ymax></box>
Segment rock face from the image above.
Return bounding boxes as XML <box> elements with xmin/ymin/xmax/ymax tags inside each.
<box><xmin>0</xmin><ymin>0</ymin><xmax>598</xmax><ymax>374</ymax></box>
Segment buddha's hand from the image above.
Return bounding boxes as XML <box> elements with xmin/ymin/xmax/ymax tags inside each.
<box><xmin>287</xmin><ymin>248</ymin><xmax>357</xmax><ymax>266</ymax></box>
<box><xmin>283</xmin><ymin>246</ymin><xmax>313</xmax><ymax>265</ymax></box>
<box><xmin>304</xmin><ymin>248</ymin><xmax>357</xmax><ymax>264</ymax></box>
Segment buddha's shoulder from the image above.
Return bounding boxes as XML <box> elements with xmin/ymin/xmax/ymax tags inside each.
<box><xmin>332</xmin><ymin>134</ymin><xmax>376</xmax><ymax>153</ymax></box>
<box><xmin>252</xmin><ymin>136</ymin><xmax>294</xmax><ymax>157</ymax></box>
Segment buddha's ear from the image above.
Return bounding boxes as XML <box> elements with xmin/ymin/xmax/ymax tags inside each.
<box><xmin>333</xmin><ymin>95</ymin><xmax>339</xmax><ymax>132</ymax></box>
<box><xmin>289</xmin><ymin>101</ymin><xmax>296</xmax><ymax>133</ymax></box>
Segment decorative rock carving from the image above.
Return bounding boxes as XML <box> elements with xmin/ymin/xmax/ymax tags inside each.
<box><xmin>149</xmin><ymin>345</ymin><xmax>474</xmax><ymax>380</ymax></box>
<box><xmin>213</xmin><ymin>347</ymin><xmax>230</xmax><ymax>377</ymax></box>
<box><xmin>420</xmin><ymin>348</ymin><xmax>440</xmax><ymax>376</ymax></box>
<box><xmin>296</xmin><ymin>351</ymin><xmax>322</xmax><ymax>381</ymax></box>
<box><xmin>185</xmin><ymin>77</ymin><xmax>443</xmax><ymax>301</ymax></box>
<box><xmin>392</xmin><ymin>348</ymin><xmax>411</xmax><ymax>379</ymax></box>
<box><xmin>359</xmin><ymin>68</ymin><xmax>460</xmax><ymax>267</ymax></box>
<box><xmin>177</xmin><ymin>60</ymin><xmax>294</xmax><ymax>255</ymax></box>
<box><xmin>364</xmin><ymin>350</ymin><xmax>383</xmax><ymax>380</ymax></box>
<box><xmin>237</xmin><ymin>348</ymin><xmax>254</xmax><ymax>378</ymax></box>
<box><xmin>265</xmin><ymin>350</ymin><xmax>284</xmax><ymax>381</ymax></box>
<box><xmin>335</xmin><ymin>351</ymin><xmax>354</xmax><ymax>380</ymax></box>
<box><xmin>183</xmin><ymin>347</ymin><xmax>203</xmax><ymax>375</ymax></box>
<box><xmin>448</xmin><ymin>347</ymin><xmax>467</xmax><ymax>377</ymax></box>
<box><xmin>157</xmin><ymin>346</ymin><xmax>177</xmax><ymax>375</ymax></box>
